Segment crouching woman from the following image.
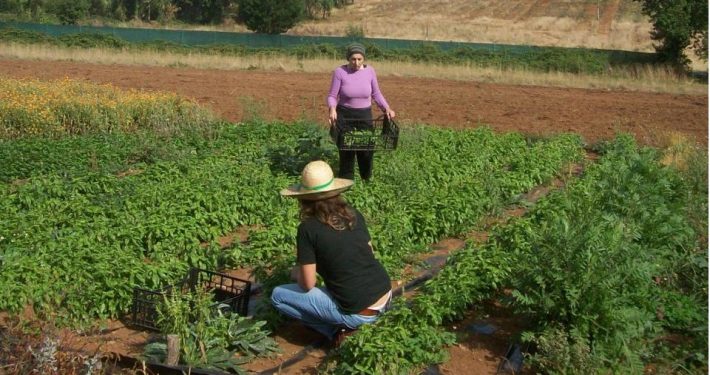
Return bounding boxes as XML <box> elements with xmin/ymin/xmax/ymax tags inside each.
<box><xmin>271</xmin><ymin>160</ymin><xmax>392</xmax><ymax>344</ymax></box>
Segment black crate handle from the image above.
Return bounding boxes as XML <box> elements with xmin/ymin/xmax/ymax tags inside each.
<box><xmin>381</xmin><ymin>115</ymin><xmax>397</xmax><ymax>136</ymax></box>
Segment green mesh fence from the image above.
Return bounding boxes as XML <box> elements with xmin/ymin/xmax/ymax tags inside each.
<box><xmin>0</xmin><ymin>21</ymin><xmax>656</xmax><ymax>65</ymax></box>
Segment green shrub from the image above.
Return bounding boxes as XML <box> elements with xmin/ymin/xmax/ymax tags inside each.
<box><xmin>0</xmin><ymin>26</ymin><xmax>53</xmax><ymax>43</ymax></box>
<box><xmin>51</xmin><ymin>0</ymin><xmax>90</xmax><ymax>25</ymax></box>
<box><xmin>57</xmin><ymin>32</ymin><xmax>127</xmax><ymax>48</ymax></box>
<box><xmin>522</xmin><ymin>325</ymin><xmax>600</xmax><ymax>374</ymax></box>
<box><xmin>499</xmin><ymin>135</ymin><xmax>707</xmax><ymax>372</ymax></box>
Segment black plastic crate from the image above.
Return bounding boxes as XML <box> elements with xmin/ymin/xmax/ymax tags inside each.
<box><xmin>189</xmin><ymin>268</ymin><xmax>251</xmax><ymax>317</ymax></box>
<box><xmin>130</xmin><ymin>268</ymin><xmax>252</xmax><ymax>331</ymax></box>
<box><xmin>332</xmin><ymin>115</ymin><xmax>399</xmax><ymax>151</ymax></box>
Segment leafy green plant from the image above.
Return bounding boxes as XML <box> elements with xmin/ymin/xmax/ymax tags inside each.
<box><xmin>333</xmin><ymin>242</ymin><xmax>512</xmax><ymax>373</ymax></box>
<box><xmin>334</xmin><ymin>300</ymin><xmax>455</xmax><ymax>375</ymax></box>
<box><xmin>496</xmin><ymin>135</ymin><xmax>707</xmax><ymax>372</ymax></box>
<box><xmin>521</xmin><ymin>325</ymin><xmax>600</xmax><ymax>374</ymax></box>
<box><xmin>267</xmin><ymin>124</ymin><xmax>336</xmax><ymax>176</ymax></box>
<box><xmin>149</xmin><ymin>287</ymin><xmax>279</xmax><ymax>372</ymax></box>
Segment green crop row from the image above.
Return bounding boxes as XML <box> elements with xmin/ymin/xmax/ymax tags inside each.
<box><xmin>0</xmin><ymin>118</ymin><xmax>583</xmax><ymax>327</ymax></box>
<box><xmin>348</xmin><ymin>128</ymin><xmax>584</xmax><ymax>272</ymax></box>
<box><xmin>334</xmin><ymin>242</ymin><xmax>511</xmax><ymax>374</ymax></box>
<box><xmin>0</xmin><ymin>121</ymin><xmax>302</xmax><ymax>324</ymax></box>
<box><xmin>333</xmin><ymin>135</ymin><xmax>707</xmax><ymax>374</ymax></box>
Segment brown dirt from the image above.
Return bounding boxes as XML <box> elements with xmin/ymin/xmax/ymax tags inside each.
<box><xmin>1</xmin><ymin>58</ymin><xmax>706</xmax><ymax>374</ymax></box>
<box><xmin>0</xmin><ymin>58</ymin><xmax>706</xmax><ymax>147</ymax></box>
<box><xmin>440</xmin><ymin>301</ymin><xmax>531</xmax><ymax>375</ymax></box>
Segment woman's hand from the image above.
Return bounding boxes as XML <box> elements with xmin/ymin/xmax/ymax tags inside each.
<box><xmin>328</xmin><ymin>107</ymin><xmax>338</xmax><ymax>125</ymax></box>
<box><xmin>385</xmin><ymin>108</ymin><xmax>396</xmax><ymax>120</ymax></box>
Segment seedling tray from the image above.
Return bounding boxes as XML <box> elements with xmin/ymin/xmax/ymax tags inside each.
<box><xmin>332</xmin><ymin>115</ymin><xmax>399</xmax><ymax>151</ymax></box>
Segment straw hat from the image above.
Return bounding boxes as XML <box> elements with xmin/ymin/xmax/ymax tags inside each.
<box><xmin>280</xmin><ymin>161</ymin><xmax>354</xmax><ymax>201</ymax></box>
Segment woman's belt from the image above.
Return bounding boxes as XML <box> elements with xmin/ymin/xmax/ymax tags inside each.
<box><xmin>357</xmin><ymin>308</ymin><xmax>379</xmax><ymax>316</ymax></box>
<box><xmin>357</xmin><ymin>290</ymin><xmax>392</xmax><ymax>316</ymax></box>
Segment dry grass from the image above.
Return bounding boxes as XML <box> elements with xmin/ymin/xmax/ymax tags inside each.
<box><xmin>290</xmin><ymin>0</ymin><xmax>654</xmax><ymax>52</ymax></box>
<box><xmin>658</xmin><ymin>132</ymin><xmax>706</xmax><ymax>173</ymax></box>
<box><xmin>1</xmin><ymin>43</ymin><xmax>705</xmax><ymax>95</ymax></box>
<box><xmin>377</xmin><ymin>60</ymin><xmax>706</xmax><ymax>95</ymax></box>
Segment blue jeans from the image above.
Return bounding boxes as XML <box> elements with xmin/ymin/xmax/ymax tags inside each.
<box><xmin>271</xmin><ymin>284</ymin><xmax>379</xmax><ymax>340</ymax></box>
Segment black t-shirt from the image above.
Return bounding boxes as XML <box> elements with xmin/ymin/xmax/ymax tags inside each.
<box><xmin>296</xmin><ymin>209</ymin><xmax>391</xmax><ymax>314</ymax></box>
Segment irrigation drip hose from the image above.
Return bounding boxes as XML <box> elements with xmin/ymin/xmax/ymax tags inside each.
<box><xmin>393</xmin><ymin>269</ymin><xmax>437</xmax><ymax>297</ymax></box>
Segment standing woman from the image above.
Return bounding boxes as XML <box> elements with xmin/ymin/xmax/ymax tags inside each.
<box><xmin>327</xmin><ymin>43</ymin><xmax>396</xmax><ymax>181</ymax></box>
<box><xmin>271</xmin><ymin>160</ymin><xmax>392</xmax><ymax>345</ymax></box>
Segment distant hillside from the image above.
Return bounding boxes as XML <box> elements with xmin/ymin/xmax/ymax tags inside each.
<box><xmin>289</xmin><ymin>0</ymin><xmax>654</xmax><ymax>52</ymax></box>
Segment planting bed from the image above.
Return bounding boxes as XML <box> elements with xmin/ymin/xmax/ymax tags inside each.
<box><xmin>0</xmin><ymin>59</ymin><xmax>706</xmax><ymax>374</ymax></box>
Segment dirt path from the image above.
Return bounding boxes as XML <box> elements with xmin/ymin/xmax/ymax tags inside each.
<box><xmin>0</xmin><ymin>58</ymin><xmax>706</xmax><ymax>147</ymax></box>
<box><xmin>597</xmin><ymin>0</ymin><xmax>621</xmax><ymax>34</ymax></box>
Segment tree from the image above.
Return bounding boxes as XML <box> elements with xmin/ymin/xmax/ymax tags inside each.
<box><xmin>53</xmin><ymin>0</ymin><xmax>90</xmax><ymax>24</ymax></box>
<box><xmin>304</xmin><ymin>0</ymin><xmax>333</xmax><ymax>19</ymax></box>
<box><xmin>635</xmin><ymin>0</ymin><xmax>708</xmax><ymax>69</ymax></box>
<box><xmin>110</xmin><ymin>0</ymin><xmax>138</xmax><ymax>20</ymax></box>
<box><xmin>237</xmin><ymin>0</ymin><xmax>304</xmax><ymax>34</ymax></box>
<box><xmin>176</xmin><ymin>0</ymin><xmax>231</xmax><ymax>24</ymax></box>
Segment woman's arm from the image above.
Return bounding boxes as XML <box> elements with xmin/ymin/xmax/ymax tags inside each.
<box><xmin>296</xmin><ymin>263</ymin><xmax>317</xmax><ymax>291</ymax></box>
<box><xmin>370</xmin><ymin>68</ymin><xmax>395</xmax><ymax>119</ymax></box>
<box><xmin>327</xmin><ymin>69</ymin><xmax>342</xmax><ymax>125</ymax></box>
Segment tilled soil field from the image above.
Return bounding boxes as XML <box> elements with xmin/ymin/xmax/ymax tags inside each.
<box><xmin>0</xmin><ymin>58</ymin><xmax>706</xmax><ymax>147</ymax></box>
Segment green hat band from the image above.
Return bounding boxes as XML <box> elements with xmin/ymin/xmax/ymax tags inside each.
<box><xmin>301</xmin><ymin>178</ymin><xmax>334</xmax><ymax>191</ymax></box>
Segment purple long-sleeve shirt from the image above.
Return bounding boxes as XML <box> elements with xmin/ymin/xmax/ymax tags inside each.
<box><xmin>326</xmin><ymin>65</ymin><xmax>390</xmax><ymax>111</ymax></box>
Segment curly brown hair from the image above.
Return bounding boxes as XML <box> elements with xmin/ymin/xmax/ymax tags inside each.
<box><xmin>299</xmin><ymin>195</ymin><xmax>356</xmax><ymax>230</ymax></box>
